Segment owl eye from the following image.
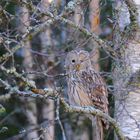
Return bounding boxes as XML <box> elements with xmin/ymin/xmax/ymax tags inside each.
<box><xmin>72</xmin><ymin>59</ymin><xmax>75</xmax><ymax>63</ymax></box>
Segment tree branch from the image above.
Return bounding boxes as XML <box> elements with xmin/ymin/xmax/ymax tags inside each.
<box><xmin>0</xmin><ymin>0</ymin><xmax>117</xmax><ymax>64</ymax></box>
<box><xmin>0</xmin><ymin>66</ymin><xmax>125</xmax><ymax>140</ymax></box>
<box><xmin>0</xmin><ymin>77</ymin><xmax>125</xmax><ymax>140</ymax></box>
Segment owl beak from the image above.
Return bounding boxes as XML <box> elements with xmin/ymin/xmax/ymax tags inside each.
<box><xmin>75</xmin><ymin>64</ymin><xmax>80</xmax><ymax>71</ymax></box>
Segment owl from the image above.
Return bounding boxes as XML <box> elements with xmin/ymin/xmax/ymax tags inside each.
<box><xmin>65</xmin><ymin>50</ymin><xmax>108</xmax><ymax>114</ymax></box>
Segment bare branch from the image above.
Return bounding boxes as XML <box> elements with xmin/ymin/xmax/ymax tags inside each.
<box><xmin>0</xmin><ymin>77</ymin><xmax>125</xmax><ymax>140</ymax></box>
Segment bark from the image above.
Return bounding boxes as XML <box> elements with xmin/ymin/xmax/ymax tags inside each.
<box><xmin>114</xmin><ymin>0</ymin><xmax>140</xmax><ymax>139</ymax></box>
<box><xmin>18</xmin><ymin>4</ymin><xmax>38</xmax><ymax>140</ymax></box>
<box><xmin>74</xmin><ymin>4</ymin><xmax>84</xmax><ymax>27</ymax></box>
<box><xmin>39</xmin><ymin>0</ymin><xmax>55</xmax><ymax>139</ymax></box>
<box><xmin>89</xmin><ymin>0</ymin><xmax>100</xmax><ymax>72</ymax></box>
<box><xmin>89</xmin><ymin>0</ymin><xmax>103</xmax><ymax>140</ymax></box>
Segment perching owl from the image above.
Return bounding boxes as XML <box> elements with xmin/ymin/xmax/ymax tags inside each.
<box><xmin>65</xmin><ymin>50</ymin><xmax>108</xmax><ymax>114</ymax></box>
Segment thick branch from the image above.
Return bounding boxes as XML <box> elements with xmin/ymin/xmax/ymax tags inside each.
<box><xmin>0</xmin><ymin>65</ymin><xmax>126</xmax><ymax>139</ymax></box>
<box><xmin>60</xmin><ymin>98</ymin><xmax>125</xmax><ymax>140</ymax></box>
<box><xmin>0</xmin><ymin>77</ymin><xmax>125</xmax><ymax>140</ymax></box>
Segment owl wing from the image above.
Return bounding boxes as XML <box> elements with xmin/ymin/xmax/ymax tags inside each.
<box><xmin>81</xmin><ymin>70</ymin><xmax>108</xmax><ymax>114</ymax></box>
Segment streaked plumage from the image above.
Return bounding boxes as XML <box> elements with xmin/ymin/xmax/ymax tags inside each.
<box><xmin>65</xmin><ymin>49</ymin><xmax>108</xmax><ymax>114</ymax></box>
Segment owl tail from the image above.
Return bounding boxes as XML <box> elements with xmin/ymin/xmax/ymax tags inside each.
<box><xmin>92</xmin><ymin>116</ymin><xmax>103</xmax><ymax>140</ymax></box>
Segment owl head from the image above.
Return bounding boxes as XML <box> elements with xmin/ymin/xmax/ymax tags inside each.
<box><xmin>65</xmin><ymin>50</ymin><xmax>92</xmax><ymax>72</ymax></box>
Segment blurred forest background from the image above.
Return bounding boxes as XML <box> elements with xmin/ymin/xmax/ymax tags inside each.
<box><xmin>0</xmin><ymin>0</ymin><xmax>140</xmax><ymax>140</ymax></box>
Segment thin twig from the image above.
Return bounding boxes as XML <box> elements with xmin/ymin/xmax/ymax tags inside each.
<box><xmin>56</xmin><ymin>98</ymin><xmax>67</xmax><ymax>140</ymax></box>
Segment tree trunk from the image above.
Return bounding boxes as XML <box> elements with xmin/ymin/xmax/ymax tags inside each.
<box><xmin>89</xmin><ymin>0</ymin><xmax>100</xmax><ymax>72</ymax></box>
<box><xmin>89</xmin><ymin>1</ymin><xmax>103</xmax><ymax>140</ymax></box>
<box><xmin>18</xmin><ymin>3</ymin><xmax>38</xmax><ymax>140</ymax></box>
<box><xmin>114</xmin><ymin>0</ymin><xmax>140</xmax><ymax>139</ymax></box>
<box><xmin>39</xmin><ymin>1</ymin><xmax>55</xmax><ymax>140</ymax></box>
